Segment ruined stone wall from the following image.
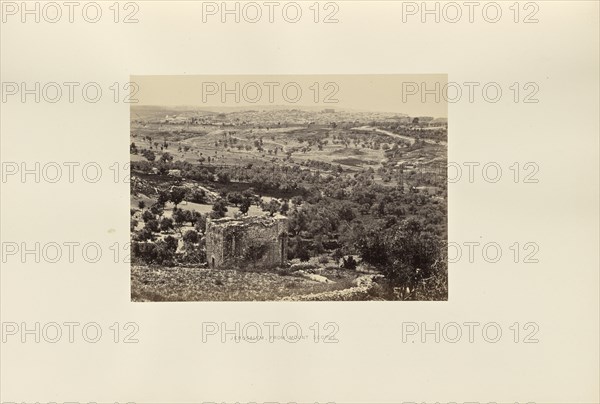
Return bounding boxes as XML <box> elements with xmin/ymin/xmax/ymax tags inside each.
<box><xmin>206</xmin><ymin>216</ymin><xmax>287</xmax><ymax>269</ymax></box>
<box><xmin>205</xmin><ymin>222</ymin><xmax>225</xmax><ymax>269</ymax></box>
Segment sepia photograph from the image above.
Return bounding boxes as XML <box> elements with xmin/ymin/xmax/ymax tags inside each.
<box><xmin>130</xmin><ymin>75</ymin><xmax>448</xmax><ymax>301</ymax></box>
<box><xmin>2</xmin><ymin>1</ymin><xmax>599</xmax><ymax>402</ymax></box>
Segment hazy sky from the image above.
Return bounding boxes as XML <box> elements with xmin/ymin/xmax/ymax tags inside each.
<box><xmin>132</xmin><ymin>74</ymin><xmax>448</xmax><ymax>118</ymax></box>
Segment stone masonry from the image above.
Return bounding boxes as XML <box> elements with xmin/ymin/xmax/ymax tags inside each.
<box><xmin>205</xmin><ymin>215</ymin><xmax>288</xmax><ymax>269</ymax></box>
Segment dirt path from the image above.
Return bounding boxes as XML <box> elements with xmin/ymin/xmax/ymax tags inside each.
<box><xmin>352</xmin><ymin>126</ymin><xmax>416</xmax><ymax>144</ymax></box>
<box><xmin>280</xmin><ymin>274</ymin><xmax>382</xmax><ymax>301</ymax></box>
<box><xmin>352</xmin><ymin>126</ymin><xmax>446</xmax><ymax>146</ymax></box>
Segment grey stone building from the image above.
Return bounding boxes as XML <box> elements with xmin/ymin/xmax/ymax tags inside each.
<box><xmin>205</xmin><ymin>215</ymin><xmax>288</xmax><ymax>269</ymax></box>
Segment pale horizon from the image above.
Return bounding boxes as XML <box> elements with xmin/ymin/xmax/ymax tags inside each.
<box><xmin>131</xmin><ymin>74</ymin><xmax>448</xmax><ymax>118</ymax></box>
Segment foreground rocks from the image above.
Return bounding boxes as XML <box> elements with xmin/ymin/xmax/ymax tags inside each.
<box><xmin>280</xmin><ymin>274</ymin><xmax>383</xmax><ymax>301</ymax></box>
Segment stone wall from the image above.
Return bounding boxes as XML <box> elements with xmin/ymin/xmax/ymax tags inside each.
<box><xmin>206</xmin><ymin>215</ymin><xmax>288</xmax><ymax>269</ymax></box>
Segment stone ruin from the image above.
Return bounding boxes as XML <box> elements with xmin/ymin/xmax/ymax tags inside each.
<box><xmin>205</xmin><ymin>215</ymin><xmax>288</xmax><ymax>269</ymax></box>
